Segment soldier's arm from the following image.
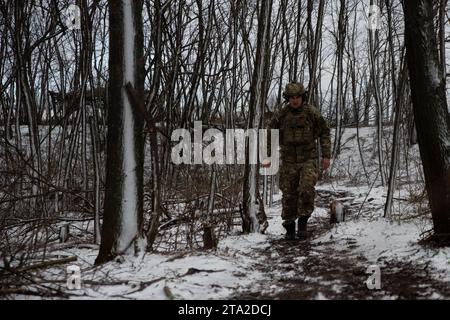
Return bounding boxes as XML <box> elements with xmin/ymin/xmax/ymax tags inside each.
<box><xmin>313</xmin><ymin>109</ymin><xmax>331</xmax><ymax>159</ymax></box>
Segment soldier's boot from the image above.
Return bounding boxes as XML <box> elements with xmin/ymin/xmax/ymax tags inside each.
<box><xmin>297</xmin><ymin>217</ymin><xmax>309</xmax><ymax>240</ymax></box>
<box><xmin>284</xmin><ymin>222</ymin><xmax>296</xmax><ymax>241</ymax></box>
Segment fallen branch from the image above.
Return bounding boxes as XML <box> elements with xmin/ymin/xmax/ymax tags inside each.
<box><xmin>0</xmin><ymin>288</ymin><xmax>68</xmax><ymax>298</ymax></box>
<box><xmin>18</xmin><ymin>256</ymin><xmax>77</xmax><ymax>272</ymax></box>
<box><xmin>181</xmin><ymin>268</ymin><xmax>226</xmax><ymax>277</ymax></box>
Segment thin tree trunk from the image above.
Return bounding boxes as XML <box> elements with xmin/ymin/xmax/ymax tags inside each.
<box><xmin>438</xmin><ymin>0</ymin><xmax>447</xmax><ymax>87</ymax></box>
<box><xmin>332</xmin><ymin>0</ymin><xmax>346</xmax><ymax>159</ymax></box>
<box><xmin>368</xmin><ymin>0</ymin><xmax>385</xmax><ymax>186</ymax></box>
<box><xmin>307</xmin><ymin>0</ymin><xmax>325</xmax><ymax>107</ymax></box>
<box><xmin>89</xmin><ymin>118</ymin><xmax>101</xmax><ymax>244</ymax></box>
<box><xmin>242</xmin><ymin>0</ymin><xmax>272</xmax><ymax>233</ymax></box>
<box><xmin>384</xmin><ymin>52</ymin><xmax>407</xmax><ymax>218</ymax></box>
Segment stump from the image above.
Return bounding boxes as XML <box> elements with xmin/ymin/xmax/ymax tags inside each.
<box><xmin>59</xmin><ymin>224</ymin><xmax>70</xmax><ymax>243</ymax></box>
<box><xmin>330</xmin><ymin>200</ymin><xmax>346</xmax><ymax>224</ymax></box>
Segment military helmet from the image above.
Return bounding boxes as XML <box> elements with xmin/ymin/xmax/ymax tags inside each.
<box><xmin>283</xmin><ymin>82</ymin><xmax>306</xmax><ymax>99</ymax></box>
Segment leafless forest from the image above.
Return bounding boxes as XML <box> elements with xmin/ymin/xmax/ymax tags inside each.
<box><xmin>0</xmin><ymin>0</ymin><xmax>449</xmax><ymax>299</ymax></box>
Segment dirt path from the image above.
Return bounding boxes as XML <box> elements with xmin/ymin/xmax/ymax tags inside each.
<box><xmin>233</xmin><ymin>191</ymin><xmax>450</xmax><ymax>300</ymax></box>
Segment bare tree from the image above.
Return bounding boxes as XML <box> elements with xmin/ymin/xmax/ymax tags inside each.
<box><xmin>331</xmin><ymin>0</ymin><xmax>347</xmax><ymax>158</ymax></box>
<box><xmin>96</xmin><ymin>0</ymin><xmax>145</xmax><ymax>264</ymax></box>
<box><xmin>404</xmin><ymin>0</ymin><xmax>450</xmax><ymax>243</ymax></box>
<box><xmin>307</xmin><ymin>0</ymin><xmax>325</xmax><ymax>107</ymax></box>
<box><xmin>384</xmin><ymin>51</ymin><xmax>407</xmax><ymax>217</ymax></box>
<box><xmin>242</xmin><ymin>0</ymin><xmax>272</xmax><ymax>233</ymax></box>
<box><xmin>368</xmin><ymin>0</ymin><xmax>386</xmax><ymax>186</ymax></box>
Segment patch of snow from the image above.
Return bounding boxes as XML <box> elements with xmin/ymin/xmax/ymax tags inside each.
<box><xmin>315</xmin><ymin>292</ymin><xmax>329</xmax><ymax>300</ymax></box>
<box><xmin>314</xmin><ymin>216</ymin><xmax>450</xmax><ymax>282</ymax></box>
<box><xmin>20</xmin><ymin>229</ymin><xmax>275</xmax><ymax>300</ymax></box>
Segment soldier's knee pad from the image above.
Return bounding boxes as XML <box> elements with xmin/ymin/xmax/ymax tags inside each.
<box><xmin>299</xmin><ymin>190</ymin><xmax>315</xmax><ymax>207</ymax></box>
<box><xmin>282</xmin><ymin>193</ymin><xmax>297</xmax><ymax>206</ymax></box>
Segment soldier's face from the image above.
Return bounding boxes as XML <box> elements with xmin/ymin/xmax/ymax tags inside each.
<box><xmin>289</xmin><ymin>95</ymin><xmax>303</xmax><ymax>108</ymax></box>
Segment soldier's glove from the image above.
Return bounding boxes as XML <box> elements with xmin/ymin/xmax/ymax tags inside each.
<box><xmin>321</xmin><ymin>158</ymin><xmax>331</xmax><ymax>171</ymax></box>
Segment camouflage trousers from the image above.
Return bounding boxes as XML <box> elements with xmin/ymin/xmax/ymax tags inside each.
<box><xmin>279</xmin><ymin>159</ymin><xmax>318</xmax><ymax>227</ymax></box>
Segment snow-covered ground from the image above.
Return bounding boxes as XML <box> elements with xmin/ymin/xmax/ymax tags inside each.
<box><xmin>9</xmin><ymin>188</ymin><xmax>450</xmax><ymax>300</ymax></box>
<box><xmin>4</xmin><ymin>126</ymin><xmax>450</xmax><ymax>299</ymax></box>
<box><xmin>312</xmin><ymin>184</ymin><xmax>450</xmax><ymax>281</ymax></box>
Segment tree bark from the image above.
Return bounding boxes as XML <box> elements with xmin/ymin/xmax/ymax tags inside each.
<box><xmin>404</xmin><ymin>0</ymin><xmax>450</xmax><ymax>242</ymax></box>
<box><xmin>384</xmin><ymin>52</ymin><xmax>407</xmax><ymax>217</ymax></box>
<box><xmin>96</xmin><ymin>0</ymin><xmax>145</xmax><ymax>264</ymax></box>
<box><xmin>242</xmin><ymin>0</ymin><xmax>272</xmax><ymax>233</ymax></box>
<box><xmin>369</xmin><ymin>0</ymin><xmax>386</xmax><ymax>186</ymax></box>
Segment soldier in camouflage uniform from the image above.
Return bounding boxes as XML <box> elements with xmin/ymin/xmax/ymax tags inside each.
<box><xmin>263</xmin><ymin>82</ymin><xmax>331</xmax><ymax>240</ymax></box>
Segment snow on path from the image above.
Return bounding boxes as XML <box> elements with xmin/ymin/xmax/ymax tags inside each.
<box><xmin>10</xmin><ymin>189</ymin><xmax>450</xmax><ymax>300</ymax></box>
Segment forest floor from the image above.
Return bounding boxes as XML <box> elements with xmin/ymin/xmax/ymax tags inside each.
<box><xmin>2</xmin><ymin>127</ymin><xmax>450</xmax><ymax>300</ymax></box>
<box><xmin>3</xmin><ymin>187</ymin><xmax>450</xmax><ymax>300</ymax></box>
<box><xmin>233</xmin><ymin>189</ymin><xmax>450</xmax><ymax>299</ymax></box>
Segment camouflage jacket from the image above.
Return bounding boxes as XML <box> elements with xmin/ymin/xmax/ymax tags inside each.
<box><xmin>267</xmin><ymin>103</ymin><xmax>331</xmax><ymax>163</ymax></box>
